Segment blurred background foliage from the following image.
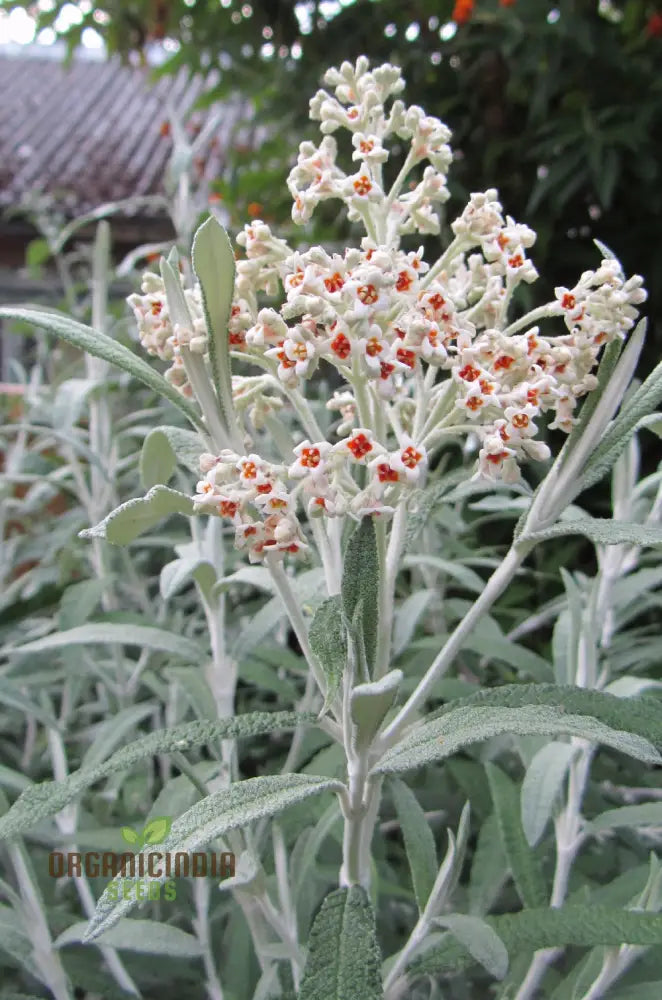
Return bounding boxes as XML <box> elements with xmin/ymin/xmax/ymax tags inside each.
<box><xmin>4</xmin><ymin>0</ymin><xmax>662</xmax><ymax>368</ymax></box>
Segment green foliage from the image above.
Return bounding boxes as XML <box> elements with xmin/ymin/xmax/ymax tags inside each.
<box><xmin>298</xmin><ymin>886</ymin><xmax>384</xmax><ymax>1000</ymax></box>
<box><xmin>412</xmin><ymin>906</ymin><xmax>662</xmax><ymax>976</ymax></box>
<box><xmin>0</xmin><ymin>714</ymin><xmax>314</xmax><ymax>841</ymax></box>
<box><xmin>342</xmin><ymin>518</ymin><xmax>380</xmax><ymax>677</ymax></box>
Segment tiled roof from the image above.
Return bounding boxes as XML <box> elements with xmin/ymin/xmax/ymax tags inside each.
<box><xmin>0</xmin><ymin>47</ymin><xmax>248</xmax><ymax>217</ymax></box>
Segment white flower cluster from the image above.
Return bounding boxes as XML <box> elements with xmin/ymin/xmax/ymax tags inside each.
<box><xmin>193</xmin><ymin>431</ymin><xmax>428</xmax><ymax>561</ymax></box>
<box><xmin>127</xmin><ymin>272</ymin><xmax>208</xmax><ymax>396</ymax></box>
<box><xmin>289</xmin><ymin>56</ymin><xmax>452</xmax><ymax>238</ymax></box>
<box><xmin>128</xmin><ymin>58</ymin><xmax>647</xmax><ymax>562</ymax></box>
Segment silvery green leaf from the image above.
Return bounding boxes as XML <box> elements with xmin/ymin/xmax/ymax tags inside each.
<box><xmin>232</xmin><ymin>567</ymin><xmax>325</xmax><ymax>662</ymax></box>
<box><xmin>160</xmin><ymin>257</ymin><xmax>194</xmax><ymax>331</ymax></box>
<box><xmin>298</xmin><ymin>886</ymin><xmax>384</xmax><ymax>1000</ymax></box>
<box><xmin>81</xmin><ymin>703</ymin><xmax>156</xmax><ymax>771</ymax></box>
<box><xmin>606</xmin><ymin>677</ymin><xmax>662</xmax><ymax>698</ymax></box>
<box><xmin>402</xmin><ymin>556</ymin><xmax>484</xmax><ymax>594</ymax></box>
<box><xmin>427</xmin><ymin>683</ymin><xmax>662</xmax><ymax>746</ymax></box>
<box><xmin>351</xmin><ymin>670</ymin><xmax>402</xmax><ymax>750</ymax></box>
<box><xmin>392</xmin><ymin>590</ymin><xmax>435</xmax><ymax>659</ymax></box>
<box><xmin>140</xmin><ymin>425</ymin><xmax>203</xmax><ymax>488</ymax></box>
<box><xmin>85</xmin><ymin>774</ymin><xmax>343</xmax><ymax>940</ymax></box>
<box><xmin>587</xmin><ymin>803</ymin><xmax>662</xmax><ymax>835</ymax></box>
<box><xmin>0</xmin><ymin>712</ymin><xmax>312</xmax><ymax>842</ymax></box>
<box><xmin>309</xmin><ymin>595</ymin><xmax>347</xmax><ymax>713</ymax></box>
<box><xmin>468</xmin><ymin>812</ymin><xmax>508</xmax><ymax>915</ymax></box>
<box><xmin>165</xmin><ymin>667</ymin><xmax>219</xmax><ymax>721</ymax></box>
<box><xmin>521</xmin><ymin>741</ymin><xmax>579</xmax><ymax>846</ymax></box>
<box><xmin>160</xmin><ymin>556</ymin><xmax>216</xmax><ymax>602</ymax></box>
<box><xmin>8</xmin><ymin>621</ymin><xmax>203</xmax><ymax>662</ymax></box>
<box><xmin>192</xmin><ymin>216</ymin><xmax>240</xmax><ymax>447</ymax></box>
<box><xmin>56</xmin><ymin>918</ymin><xmax>202</xmax><ymax>957</ymax></box>
<box><xmin>342</xmin><ymin>518</ymin><xmax>380</xmax><ymax>675</ymax></box>
<box><xmin>52</xmin><ymin>377</ymin><xmax>103</xmax><ymax>430</ymax></box>
<box><xmin>580</xmin><ymin>348</ymin><xmax>662</xmax><ymax>496</ymax></box>
<box><xmin>217</xmin><ymin>850</ymin><xmax>262</xmax><ymax>892</ymax></box>
<box><xmin>486</xmin><ymin>763</ymin><xmax>548</xmax><ymax>909</ymax></box>
<box><xmin>79</xmin><ymin>485</ymin><xmax>194</xmax><ymax>545</ymax></box>
<box><xmin>434</xmin><ymin>914</ymin><xmax>508</xmax><ymax>980</ymax></box>
<box><xmin>410</xmin><ymin>906</ymin><xmax>662</xmax><ymax>977</ymax></box>
<box><xmin>0</xmin><ymin>305</ymin><xmax>204</xmax><ymax>431</ymax></box>
<box><xmin>374</xmin><ymin>705</ymin><xmax>661</xmax><ymax>777</ymax></box>
<box><xmin>522</xmin><ymin>516</ymin><xmax>662</xmax><ymax>549</ymax></box>
<box><xmin>390</xmin><ymin>778</ymin><xmax>437</xmax><ymax>911</ymax></box>
<box><xmin>0</xmin><ymin>679</ymin><xmax>59</xmax><ymax>731</ymax></box>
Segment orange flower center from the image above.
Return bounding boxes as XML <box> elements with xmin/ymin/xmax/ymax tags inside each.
<box><xmin>347</xmin><ymin>433</ymin><xmax>373</xmax><ymax>459</ymax></box>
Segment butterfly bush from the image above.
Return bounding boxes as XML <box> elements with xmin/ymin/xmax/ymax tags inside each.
<box><xmin>127</xmin><ymin>57</ymin><xmax>646</xmax><ymax>565</ymax></box>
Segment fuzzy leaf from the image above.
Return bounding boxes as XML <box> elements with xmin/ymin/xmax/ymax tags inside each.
<box><xmin>192</xmin><ymin>216</ymin><xmax>238</xmax><ymax>442</ymax></box>
<box><xmin>411</xmin><ymin>906</ymin><xmax>662</xmax><ymax>976</ymax></box>
<box><xmin>140</xmin><ymin>426</ymin><xmax>203</xmax><ymax>489</ymax></box>
<box><xmin>486</xmin><ymin>763</ymin><xmax>548</xmax><ymax>909</ymax></box>
<box><xmin>79</xmin><ymin>485</ymin><xmax>194</xmax><ymax>545</ymax></box>
<box><xmin>351</xmin><ymin>671</ymin><xmax>402</xmax><ymax>750</ymax></box>
<box><xmin>56</xmin><ymin>918</ymin><xmax>202</xmax><ymax>957</ymax></box>
<box><xmin>522</xmin><ymin>516</ymin><xmax>662</xmax><ymax>548</ymax></box>
<box><xmin>298</xmin><ymin>886</ymin><xmax>384</xmax><ymax>1000</ymax></box>
<box><xmin>428</xmin><ymin>684</ymin><xmax>662</xmax><ymax>748</ymax></box>
<box><xmin>374</xmin><ymin>705</ymin><xmax>661</xmax><ymax>776</ymax></box>
<box><xmin>8</xmin><ymin>622</ymin><xmax>203</xmax><ymax>662</ymax></box>
<box><xmin>587</xmin><ymin>802</ymin><xmax>662</xmax><ymax>834</ymax></box>
<box><xmin>434</xmin><ymin>914</ymin><xmax>508</xmax><ymax>980</ymax></box>
<box><xmin>0</xmin><ymin>305</ymin><xmax>204</xmax><ymax>430</ymax></box>
<box><xmin>342</xmin><ymin>518</ymin><xmax>380</xmax><ymax>674</ymax></box>
<box><xmin>309</xmin><ymin>595</ymin><xmax>346</xmax><ymax>712</ymax></box>
<box><xmin>391</xmin><ymin>778</ymin><xmax>437</xmax><ymax>911</ymax></box>
<box><xmin>85</xmin><ymin>774</ymin><xmax>343</xmax><ymax>940</ymax></box>
<box><xmin>0</xmin><ymin>713</ymin><xmax>313</xmax><ymax>841</ymax></box>
<box><xmin>521</xmin><ymin>742</ymin><xmax>579</xmax><ymax>846</ymax></box>
<box><xmin>579</xmin><ymin>352</ymin><xmax>662</xmax><ymax>493</ymax></box>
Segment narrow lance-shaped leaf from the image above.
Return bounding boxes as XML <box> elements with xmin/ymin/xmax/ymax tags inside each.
<box><xmin>85</xmin><ymin>774</ymin><xmax>344</xmax><ymax>941</ymax></box>
<box><xmin>411</xmin><ymin>906</ymin><xmax>662</xmax><ymax>977</ymax></box>
<box><xmin>521</xmin><ymin>741</ymin><xmax>579</xmax><ymax>847</ymax></box>
<box><xmin>192</xmin><ymin>216</ymin><xmax>240</xmax><ymax>447</ymax></box>
<box><xmin>427</xmin><ymin>683</ymin><xmax>662</xmax><ymax>748</ymax></box>
<box><xmin>298</xmin><ymin>886</ymin><xmax>384</xmax><ymax>1000</ymax></box>
<box><xmin>0</xmin><ymin>305</ymin><xmax>204</xmax><ymax>431</ymax></box>
<box><xmin>309</xmin><ymin>595</ymin><xmax>347</xmax><ymax>713</ymax></box>
<box><xmin>390</xmin><ymin>778</ymin><xmax>437</xmax><ymax>911</ymax></box>
<box><xmin>0</xmin><ymin>712</ymin><xmax>315</xmax><ymax>841</ymax></box>
<box><xmin>373</xmin><ymin>705</ymin><xmax>661</xmax><ymax>776</ymax></box>
<box><xmin>342</xmin><ymin>518</ymin><xmax>380</xmax><ymax>676</ymax></box>
<box><xmin>522</xmin><ymin>516</ymin><xmax>662</xmax><ymax>549</ymax></box>
<box><xmin>434</xmin><ymin>914</ymin><xmax>508</xmax><ymax>980</ymax></box>
<box><xmin>8</xmin><ymin>621</ymin><xmax>203</xmax><ymax>663</ymax></box>
<box><xmin>55</xmin><ymin>918</ymin><xmax>202</xmax><ymax>957</ymax></box>
<box><xmin>486</xmin><ymin>762</ymin><xmax>548</xmax><ymax>909</ymax></box>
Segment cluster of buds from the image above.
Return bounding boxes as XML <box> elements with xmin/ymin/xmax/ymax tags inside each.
<box><xmin>127</xmin><ymin>272</ymin><xmax>208</xmax><ymax>396</ymax></box>
<box><xmin>128</xmin><ymin>58</ymin><xmax>646</xmax><ymax>561</ymax></box>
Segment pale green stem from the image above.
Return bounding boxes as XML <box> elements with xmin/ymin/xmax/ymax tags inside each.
<box><xmin>501</xmin><ymin>302</ymin><xmax>562</xmax><ymax>338</ymax></box>
<box><xmin>379</xmin><ymin>545</ymin><xmax>526</xmax><ymax>751</ymax></box>
<box><xmin>265</xmin><ymin>555</ymin><xmax>328</xmax><ymax>699</ymax></box>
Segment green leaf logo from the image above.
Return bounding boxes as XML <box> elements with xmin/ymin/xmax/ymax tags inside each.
<box><xmin>120</xmin><ymin>816</ymin><xmax>172</xmax><ymax>848</ymax></box>
<box><xmin>143</xmin><ymin>816</ymin><xmax>172</xmax><ymax>845</ymax></box>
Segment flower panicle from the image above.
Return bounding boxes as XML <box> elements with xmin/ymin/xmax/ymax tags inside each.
<box><xmin>125</xmin><ymin>58</ymin><xmax>647</xmax><ymax>562</ymax></box>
